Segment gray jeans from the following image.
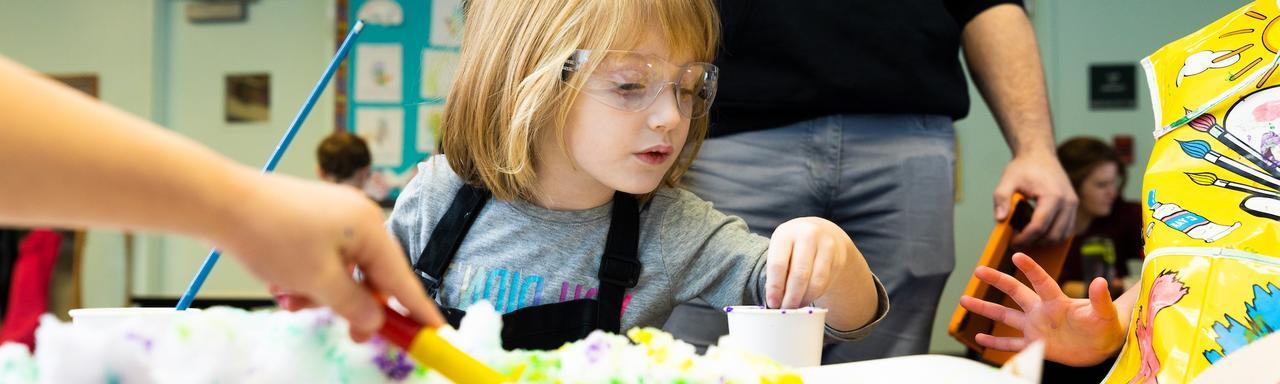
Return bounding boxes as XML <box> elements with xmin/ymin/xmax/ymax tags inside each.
<box><xmin>663</xmin><ymin>114</ymin><xmax>956</xmax><ymax>363</ymax></box>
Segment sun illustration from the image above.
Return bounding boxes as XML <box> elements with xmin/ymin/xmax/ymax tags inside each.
<box><xmin>1178</xmin><ymin>7</ymin><xmax>1280</xmax><ymax>89</ymax></box>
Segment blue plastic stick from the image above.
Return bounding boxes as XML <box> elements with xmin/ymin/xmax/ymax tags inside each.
<box><xmin>176</xmin><ymin>20</ymin><xmax>366</xmax><ymax>311</ymax></box>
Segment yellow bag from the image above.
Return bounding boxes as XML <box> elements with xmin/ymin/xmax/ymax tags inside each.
<box><xmin>1118</xmin><ymin>1</ymin><xmax>1280</xmax><ymax>382</ymax></box>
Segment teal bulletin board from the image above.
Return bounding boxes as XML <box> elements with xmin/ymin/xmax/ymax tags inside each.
<box><xmin>337</xmin><ymin>0</ymin><xmax>463</xmax><ymax>204</ymax></box>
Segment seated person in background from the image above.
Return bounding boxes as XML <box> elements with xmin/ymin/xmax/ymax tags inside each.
<box><xmin>1056</xmin><ymin>137</ymin><xmax>1143</xmax><ymax>300</ymax></box>
<box><xmin>1042</xmin><ymin>137</ymin><xmax>1144</xmax><ymax>383</ymax></box>
<box><xmin>316</xmin><ymin>131</ymin><xmax>372</xmax><ymax>190</ymax></box>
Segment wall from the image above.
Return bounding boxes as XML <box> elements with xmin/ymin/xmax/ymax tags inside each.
<box><xmin>0</xmin><ymin>0</ymin><xmax>160</xmax><ymax>309</ymax></box>
<box><xmin>143</xmin><ymin>0</ymin><xmax>338</xmax><ymax>298</ymax></box>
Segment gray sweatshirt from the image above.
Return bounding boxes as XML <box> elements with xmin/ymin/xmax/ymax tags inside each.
<box><xmin>387</xmin><ymin>156</ymin><xmax>886</xmax><ymax>340</ymax></box>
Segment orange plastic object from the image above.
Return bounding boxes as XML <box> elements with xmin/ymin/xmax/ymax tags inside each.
<box><xmin>948</xmin><ymin>193</ymin><xmax>1073</xmax><ymax>365</ymax></box>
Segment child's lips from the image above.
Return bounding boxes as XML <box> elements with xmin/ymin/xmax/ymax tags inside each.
<box><xmin>634</xmin><ymin>144</ymin><xmax>673</xmax><ymax>165</ymax></box>
<box><xmin>635</xmin><ymin>151</ymin><xmax>669</xmax><ymax>165</ymax></box>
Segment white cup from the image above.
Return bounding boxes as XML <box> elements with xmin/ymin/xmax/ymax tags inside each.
<box><xmin>68</xmin><ymin>307</ymin><xmax>196</xmax><ymax>331</ymax></box>
<box><xmin>724</xmin><ymin>305</ymin><xmax>827</xmax><ymax>367</ymax></box>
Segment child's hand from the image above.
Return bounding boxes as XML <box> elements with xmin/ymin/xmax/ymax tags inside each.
<box><xmin>959</xmin><ymin>252</ymin><xmax>1126</xmax><ymax>366</ymax></box>
<box><xmin>764</xmin><ymin>217</ymin><xmax>853</xmax><ymax>309</ymax></box>
<box><xmin>270</xmin><ymin>284</ymin><xmax>317</xmax><ymax>311</ymax></box>
<box><xmin>271</xmin><ymin>262</ymin><xmax>357</xmax><ymax>311</ymax></box>
<box><xmin>215</xmin><ymin>173</ymin><xmax>444</xmax><ymax>341</ymax></box>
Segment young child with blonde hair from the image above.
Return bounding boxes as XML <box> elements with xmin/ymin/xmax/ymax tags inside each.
<box><xmin>288</xmin><ymin>0</ymin><xmax>889</xmax><ymax>350</ymax></box>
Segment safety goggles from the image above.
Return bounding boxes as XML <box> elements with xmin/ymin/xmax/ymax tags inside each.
<box><xmin>562</xmin><ymin>49</ymin><xmax>719</xmax><ymax>119</ymax></box>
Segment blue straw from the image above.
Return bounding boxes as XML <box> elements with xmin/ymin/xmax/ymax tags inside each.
<box><xmin>176</xmin><ymin>20</ymin><xmax>366</xmax><ymax>311</ymax></box>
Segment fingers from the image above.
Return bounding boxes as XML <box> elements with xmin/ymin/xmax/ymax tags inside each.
<box><xmin>764</xmin><ymin>235</ymin><xmax>793</xmax><ymax>309</ymax></box>
<box><xmin>1014</xmin><ymin>194</ymin><xmax>1058</xmax><ymax>245</ymax></box>
<box><xmin>270</xmin><ymin>285</ymin><xmax>317</xmax><ymax>311</ymax></box>
<box><xmin>1012</xmin><ymin>253</ymin><xmax>1065</xmax><ymax>301</ymax></box>
<box><xmin>959</xmin><ymin>295</ymin><xmax>1026</xmax><ymax>329</ymax></box>
<box><xmin>781</xmin><ymin>233</ymin><xmax>817</xmax><ymax>309</ymax></box>
<box><xmin>274</xmin><ymin>294</ymin><xmax>318</xmax><ymax>311</ymax></box>
<box><xmin>975</xmin><ymin>333</ymin><xmax>1031</xmax><ymax>352</ymax></box>
<box><xmin>1087</xmin><ymin>277</ymin><xmax>1119</xmax><ymax>321</ymax></box>
<box><xmin>351</xmin><ymin>226</ymin><xmax>445</xmax><ymax>328</ymax></box>
<box><xmin>993</xmin><ymin>181</ymin><xmax>1015</xmax><ymax>221</ymax></box>
<box><xmin>308</xmin><ymin>262</ymin><xmax>384</xmax><ymax>336</ymax></box>
<box><xmin>973</xmin><ymin>265</ymin><xmax>1039</xmax><ymax>311</ymax></box>
<box><xmin>1048</xmin><ymin>196</ymin><xmax>1077</xmax><ymax>243</ymax></box>
<box><xmin>802</xmin><ymin>237</ymin><xmax>836</xmax><ymax>305</ymax></box>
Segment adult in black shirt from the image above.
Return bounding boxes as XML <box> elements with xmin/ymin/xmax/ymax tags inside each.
<box><xmin>665</xmin><ymin>0</ymin><xmax>1077</xmax><ymax>363</ymax></box>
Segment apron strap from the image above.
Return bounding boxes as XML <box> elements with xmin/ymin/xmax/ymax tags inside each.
<box><xmin>415</xmin><ymin>186</ymin><xmax>641</xmax><ymax>339</ymax></box>
<box><xmin>414</xmin><ymin>183</ymin><xmax>490</xmax><ymax>298</ymax></box>
<box><xmin>596</xmin><ymin>191</ymin><xmax>641</xmax><ymax>333</ymax></box>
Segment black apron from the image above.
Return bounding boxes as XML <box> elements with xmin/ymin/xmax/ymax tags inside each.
<box><xmin>413</xmin><ymin>183</ymin><xmax>641</xmax><ymax>350</ymax></box>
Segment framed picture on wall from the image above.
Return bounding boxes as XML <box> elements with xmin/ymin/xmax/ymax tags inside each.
<box><xmin>49</xmin><ymin>73</ymin><xmax>99</xmax><ymax>98</ymax></box>
<box><xmin>225</xmin><ymin>73</ymin><xmax>271</xmax><ymax>123</ymax></box>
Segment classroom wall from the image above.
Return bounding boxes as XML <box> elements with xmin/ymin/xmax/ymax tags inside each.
<box><xmin>143</xmin><ymin>0</ymin><xmax>338</xmax><ymax>299</ymax></box>
<box><xmin>932</xmin><ymin>0</ymin><xmax>1249</xmax><ymax>354</ymax></box>
<box><xmin>0</xmin><ymin>0</ymin><xmax>160</xmax><ymax>309</ymax></box>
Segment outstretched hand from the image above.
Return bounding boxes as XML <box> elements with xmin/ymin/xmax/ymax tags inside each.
<box><xmin>958</xmin><ymin>253</ymin><xmax>1126</xmax><ymax>366</ymax></box>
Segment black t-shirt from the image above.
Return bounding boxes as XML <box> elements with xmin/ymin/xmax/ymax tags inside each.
<box><xmin>710</xmin><ymin>0</ymin><xmax>1023</xmax><ymax>137</ymax></box>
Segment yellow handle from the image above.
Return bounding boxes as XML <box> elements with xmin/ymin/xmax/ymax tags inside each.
<box><xmin>407</xmin><ymin>327</ymin><xmax>515</xmax><ymax>384</ymax></box>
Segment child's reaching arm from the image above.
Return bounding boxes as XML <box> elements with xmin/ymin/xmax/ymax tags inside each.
<box><xmin>959</xmin><ymin>252</ymin><xmax>1137</xmax><ymax>366</ymax></box>
<box><xmin>657</xmin><ymin>189</ymin><xmax>885</xmax><ymax>338</ymax></box>
<box><xmin>0</xmin><ymin>55</ymin><xmax>443</xmax><ymax>338</ymax></box>
<box><xmin>766</xmin><ymin>217</ymin><xmax>881</xmax><ymax>332</ymax></box>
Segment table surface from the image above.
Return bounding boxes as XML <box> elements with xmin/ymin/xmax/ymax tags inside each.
<box><xmin>797</xmin><ymin>354</ymin><xmax>1024</xmax><ymax>383</ymax></box>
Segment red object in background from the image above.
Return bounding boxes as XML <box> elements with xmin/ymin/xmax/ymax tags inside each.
<box><xmin>0</xmin><ymin>230</ymin><xmax>62</xmax><ymax>349</ymax></box>
<box><xmin>1114</xmin><ymin>134</ymin><xmax>1135</xmax><ymax>165</ymax></box>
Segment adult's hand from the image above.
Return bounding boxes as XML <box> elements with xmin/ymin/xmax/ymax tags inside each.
<box><xmin>993</xmin><ymin>152</ymin><xmax>1078</xmax><ymax>245</ymax></box>
<box><xmin>960</xmin><ymin>5</ymin><xmax>1079</xmax><ymax>245</ymax></box>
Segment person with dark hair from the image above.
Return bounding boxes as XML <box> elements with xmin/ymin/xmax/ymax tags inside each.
<box><xmin>1041</xmin><ymin>136</ymin><xmax>1143</xmax><ymax>384</ymax></box>
<box><xmin>1055</xmin><ymin>137</ymin><xmax>1142</xmax><ymax>300</ymax></box>
<box><xmin>316</xmin><ymin>132</ymin><xmax>372</xmax><ymax>189</ymax></box>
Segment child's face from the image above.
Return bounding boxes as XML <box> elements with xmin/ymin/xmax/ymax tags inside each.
<box><xmin>542</xmin><ymin>36</ymin><xmax>693</xmax><ymax>198</ymax></box>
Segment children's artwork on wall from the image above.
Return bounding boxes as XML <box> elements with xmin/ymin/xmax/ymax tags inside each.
<box><xmin>224</xmin><ymin>73</ymin><xmax>270</xmax><ymax>123</ymax></box>
<box><xmin>429</xmin><ymin>0</ymin><xmax>464</xmax><ymax>47</ymax></box>
<box><xmin>338</xmin><ymin>0</ymin><xmax>464</xmax><ymax>205</ymax></box>
<box><xmin>418</xmin><ymin>104</ymin><xmax>444</xmax><ymax>152</ymax></box>
<box><xmin>355</xmin><ymin>107</ymin><xmax>404</xmax><ymax>167</ymax></box>
<box><xmin>354</xmin><ymin>44</ymin><xmax>403</xmax><ymax>103</ymax></box>
<box><xmin>356</xmin><ymin>0</ymin><xmax>403</xmax><ymax>27</ymax></box>
<box><xmin>421</xmin><ymin>49</ymin><xmax>458</xmax><ymax>99</ymax></box>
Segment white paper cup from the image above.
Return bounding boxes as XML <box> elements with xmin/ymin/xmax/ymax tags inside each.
<box><xmin>724</xmin><ymin>305</ymin><xmax>827</xmax><ymax>367</ymax></box>
<box><xmin>68</xmin><ymin>307</ymin><xmax>196</xmax><ymax>331</ymax></box>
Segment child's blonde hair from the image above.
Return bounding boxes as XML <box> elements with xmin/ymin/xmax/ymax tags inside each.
<box><xmin>441</xmin><ymin>0</ymin><xmax>720</xmax><ymax>202</ymax></box>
